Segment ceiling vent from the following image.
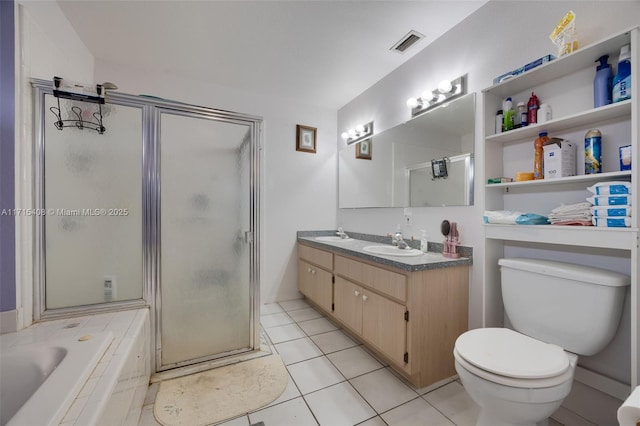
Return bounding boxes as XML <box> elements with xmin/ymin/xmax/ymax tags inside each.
<box><xmin>390</xmin><ymin>30</ymin><xmax>425</xmax><ymax>54</ymax></box>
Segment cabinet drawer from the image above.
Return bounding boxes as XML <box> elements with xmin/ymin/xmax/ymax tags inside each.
<box><xmin>334</xmin><ymin>255</ymin><xmax>407</xmax><ymax>302</ymax></box>
<box><xmin>298</xmin><ymin>244</ymin><xmax>333</xmax><ymax>270</ymax></box>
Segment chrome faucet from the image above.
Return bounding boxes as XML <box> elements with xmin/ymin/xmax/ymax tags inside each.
<box><xmin>336</xmin><ymin>227</ymin><xmax>349</xmax><ymax>239</ymax></box>
<box><xmin>392</xmin><ymin>229</ymin><xmax>406</xmax><ymax>247</ymax></box>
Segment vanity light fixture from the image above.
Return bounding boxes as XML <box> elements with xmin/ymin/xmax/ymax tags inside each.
<box><xmin>406</xmin><ymin>75</ymin><xmax>466</xmax><ymax>118</ymax></box>
<box><xmin>341</xmin><ymin>121</ymin><xmax>374</xmax><ymax>145</ymax></box>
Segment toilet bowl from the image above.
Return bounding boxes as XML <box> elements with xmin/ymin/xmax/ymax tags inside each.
<box><xmin>454</xmin><ymin>328</ymin><xmax>577</xmax><ymax>426</ymax></box>
<box><xmin>455</xmin><ymin>258</ymin><xmax>629</xmax><ymax>426</ymax></box>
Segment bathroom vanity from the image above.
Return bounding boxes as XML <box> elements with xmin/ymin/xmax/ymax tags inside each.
<box><xmin>297</xmin><ymin>232</ymin><xmax>471</xmax><ymax>388</ymax></box>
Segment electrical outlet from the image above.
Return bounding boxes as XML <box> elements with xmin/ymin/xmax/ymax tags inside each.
<box><xmin>103</xmin><ymin>276</ymin><xmax>116</xmax><ymax>302</ymax></box>
<box><xmin>403</xmin><ymin>208</ymin><xmax>412</xmax><ymax>226</ymax></box>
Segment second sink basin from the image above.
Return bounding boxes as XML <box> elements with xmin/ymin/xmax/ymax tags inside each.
<box><xmin>315</xmin><ymin>236</ymin><xmax>353</xmax><ymax>242</ymax></box>
<box><xmin>363</xmin><ymin>245</ymin><xmax>424</xmax><ymax>257</ymax></box>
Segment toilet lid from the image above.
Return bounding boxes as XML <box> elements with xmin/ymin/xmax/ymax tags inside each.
<box><xmin>455</xmin><ymin>328</ymin><xmax>570</xmax><ymax>379</ymax></box>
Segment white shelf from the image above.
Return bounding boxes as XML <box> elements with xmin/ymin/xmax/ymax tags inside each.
<box><xmin>485</xmin><ymin>100</ymin><xmax>632</xmax><ymax>142</ymax></box>
<box><xmin>482</xmin><ymin>27</ymin><xmax>640</xmax><ymax>390</ymax></box>
<box><xmin>483</xmin><ymin>27</ymin><xmax>634</xmax><ymax>98</ymax></box>
<box><xmin>484</xmin><ymin>224</ymin><xmax>636</xmax><ymax>250</ymax></box>
<box><xmin>485</xmin><ymin>171</ymin><xmax>632</xmax><ymax>191</ymax></box>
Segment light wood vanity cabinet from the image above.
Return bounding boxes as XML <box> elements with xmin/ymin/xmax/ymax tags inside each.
<box><xmin>298</xmin><ymin>245</ymin><xmax>333</xmax><ymax>313</ymax></box>
<box><xmin>297</xmin><ymin>242</ymin><xmax>469</xmax><ymax>388</ymax></box>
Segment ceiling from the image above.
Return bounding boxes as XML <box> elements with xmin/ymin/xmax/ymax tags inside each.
<box><xmin>57</xmin><ymin>1</ymin><xmax>487</xmax><ymax>110</ymax></box>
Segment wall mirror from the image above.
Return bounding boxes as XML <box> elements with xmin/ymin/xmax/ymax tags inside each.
<box><xmin>339</xmin><ymin>92</ymin><xmax>475</xmax><ymax>208</ymax></box>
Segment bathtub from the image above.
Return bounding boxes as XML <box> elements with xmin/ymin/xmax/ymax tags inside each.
<box><xmin>0</xmin><ymin>332</ymin><xmax>113</xmax><ymax>426</ymax></box>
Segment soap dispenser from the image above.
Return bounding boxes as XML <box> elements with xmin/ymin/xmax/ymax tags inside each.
<box><xmin>420</xmin><ymin>230</ymin><xmax>429</xmax><ymax>253</ymax></box>
<box><xmin>594</xmin><ymin>55</ymin><xmax>613</xmax><ymax>108</ymax></box>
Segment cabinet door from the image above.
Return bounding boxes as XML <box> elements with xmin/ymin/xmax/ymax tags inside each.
<box><xmin>312</xmin><ymin>267</ymin><xmax>333</xmax><ymax>313</ymax></box>
<box><xmin>362</xmin><ymin>291</ymin><xmax>407</xmax><ymax>366</ymax></box>
<box><xmin>298</xmin><ymin>260</ymin><xmax>314</xmax><ymax>298</ymax></box>
<box><xmin>334</xmin><ymin>277</ymin><xmax>362</xmax><ymax>334</ymax></box>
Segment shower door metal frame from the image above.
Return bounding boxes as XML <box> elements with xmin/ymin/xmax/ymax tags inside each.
<box><xmin>31</xmin><ymin>79</ymin><xmax>262</xmax><ymax>375</ymax></box>
<box><xmin>152</xmin><ymin>104</ymin><xmax>262</xmax><ymax>373</ymax></box>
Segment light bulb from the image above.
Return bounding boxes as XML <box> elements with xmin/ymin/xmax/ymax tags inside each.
<box><xmin>406</xmin><ymin>97</ymin><xmax>419</xmax><ymax>108</ymax></box>
<box><xmin>355</xmin><ymin>124</ymin><xmax>365</xmax><ymax>134</ymax></box>
<box><xmin>341</xmin><ymin>132</ymin><xmax>349</xmax><ymax>140</ymax></box>
<box><xmin>348</xmin><ymin>129</ymin><xmax>357</xmax><ymax>138</ymax></box>
<box><xmin>421</xmin><ymin>90</ymin><xmax>435</xmax><ymax>102</ymax></box>
<box><xmin>438</xmin><ymin>94</ymin><xmax>446</xmax><ymax>102</ymax></box>
<box><xmin>438</xmin><ymin>79</ymin><xmax>453</xmax><ymax>94</ymax></box>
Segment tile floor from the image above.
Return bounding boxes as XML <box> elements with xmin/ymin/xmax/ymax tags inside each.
<box><xmin>138</xmin><ymin>299</ymin><xmax>564</xmax><ymax>426</ymax></box>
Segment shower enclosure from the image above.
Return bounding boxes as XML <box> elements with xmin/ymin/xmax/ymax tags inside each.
<box><xmin>32</xmin><ymin>79</ymin><xmax>261</xmax><ymax>373</ymax></box>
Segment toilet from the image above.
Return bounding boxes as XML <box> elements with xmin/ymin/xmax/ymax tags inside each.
<box><xmin>454</xmin><ymin>258</ymin><xmax>630</xmax><ymax>426</ymax></box>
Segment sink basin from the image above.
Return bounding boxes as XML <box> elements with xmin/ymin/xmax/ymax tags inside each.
<box><xmin>315</xmin><ymin>236</ymin><xmax>353</xmax><ymax>242</ymax></box>
<box><xmin>362</xmin><ymin>245</ymin><xmax>424</xmax><ymax>257</ymax></box>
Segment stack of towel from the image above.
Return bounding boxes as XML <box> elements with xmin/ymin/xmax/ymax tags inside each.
<box><xmin>587</xmin><ymin>181</ymin><xmax>632</xmax><ymax>227</ymax></box>
<box><xmin>548</xmin><ymin>202</ymin><xmax>593</xmax><ymax>225</ymax></box>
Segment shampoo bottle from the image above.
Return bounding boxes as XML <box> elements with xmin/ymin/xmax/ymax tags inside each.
<box><xmin>594</xmin><ymin>55</ymin><xmax>613</xmax><ymax>107</ymax></box>
<box><xmin>503</xmin><ymin>97</ymin><xmax>514</xmax><ymax>131</ymax></box>
<box><xmin>613</xmin><ymin>44</ymin><xmax>631</xmax><ymax>103</ymax></box>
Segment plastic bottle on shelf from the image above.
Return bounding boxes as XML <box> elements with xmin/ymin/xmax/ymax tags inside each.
<box><xmin>538</xmin><ymin>103</ymin><xmax>552</xmax><ymax>123</ymax></box>
<box><xmin>495</xmin><ymin>109</ymin><xmax>503</xmax><ymax>134</ymax></box>
<box><xmin>585</xmin><ymin>129</ymin><xmax>602</xmax><ymax>174</ymax></box>
<box><xmin>594</xmin><ymin>55</ymin><xmax>613</xmax><ymax>108</ymax></box>
<box><xmin>503</xmin><ymin>98</ymin><xmax>515</xmax><ymax>131</ymax></box>
<box><xmin>534</xmin><ymin>132</ymin><xmax>549</xmax><ymax>179</ymax></box>
<box><xmin>527</xmin><ymin>92</ymin><xmax>540</xmax><ymax>125</ymax></box>
<box><xmin>612</xmin><ymin>44</ymin><xmax>631</xmax><ymax>103</ymax></box>
<box><xmin>517</xmin><ymin>102</ymin><xmax>527</xmax><ymax>127</ymax></box>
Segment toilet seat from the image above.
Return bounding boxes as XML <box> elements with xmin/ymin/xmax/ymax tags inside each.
<box><xmin>454</xmin><ymin>328</ymin><xmax>576</xmax><ymax>388</ymax></box>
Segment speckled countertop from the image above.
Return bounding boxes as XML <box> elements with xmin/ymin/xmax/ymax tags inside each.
<box><xmin>297</xmin><ymin>230</ymin><xmax>472</xmax><ymax>272</ymax></box>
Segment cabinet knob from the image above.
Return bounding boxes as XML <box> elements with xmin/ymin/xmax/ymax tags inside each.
<box><xmin>311</xmin><ymin>269</ymin><xmax>316</xmax><ymax>275</ymax></box>
<box><xmin>354</xmin><ymin>290</ymin><xmax>360</xmax><ymax>297</ymax></box>
<box><xmin>362</xmin><ymin>295</ymin><xmax>368</xmax><ymax>302</ymax></box>
<box><xmin>307</xmin><ymin>268</ymin><xmax>312</xmax><ymax>273</ymax></box>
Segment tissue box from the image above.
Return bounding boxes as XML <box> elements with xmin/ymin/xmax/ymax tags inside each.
<box><xmin>544</xmin><ymin>140</ymin><xmax>576</xmax><ymax>179</ymax></box>
<box><xmin>619</xmin><ymin>145</ymin><xmax>631</xmax><ymax>171</ymax></box>
<box><xmin>493</xmin><ymin>54</ymin><xmax>556</xmax><ymax>84</ymax></box>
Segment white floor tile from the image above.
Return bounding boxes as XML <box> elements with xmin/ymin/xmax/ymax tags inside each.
<box><xmin>349</xmin><ymin>368</ymin><xmax>419</xmax><ymax>414</ymax></box>
<box><xmin>264</xmin><ymin>323</ymin><xmax>307</xmax><ymax>344</ymax></box>
<box><xmin>382</xmin><ymin>398</ymin><xmax>455</xmax><ymax>426</ymax></box>
<box><xmin>305</xmin><ymin>382</ymin><xmax>376</xmax><ymax>426</ymax></box>
<box><xmin>357</xmin><ymin>416</ymin><xmax>387</xmax><ymax>426</ymax></box>
<box><xmin>287</xmin><ymin>356</ymin><xmax>345</xmax><ymax>395</ymax></box>
<box><xmin>275</xmin><ymin>337</ymin><xmax>323</xmax><ymax>365</ymax></box>
<box><xmin>287</xmin><ymin>307</ymin><xmax>324</xmax><ymax>322</ymax></box>
<box><xmin>310</xmin><ymin>329</ymin><xmax>359</xmax><ymax>354</ymax></box>
<box><xmin>214</xmin><ymin>415</ymin><xmax>250</xmax><ymax>426</ymax></box>
<box><xmin>298</xmin><ymin>317</ymin><xmax>339</xmax><ymax>336</ymax></box>
<box><xmin>261</xmin><ymin>303</ymin><xmax>285</xmax><ymax>315</ymax></box>
<box><xmin>327</xmin><ymin>345</ymin><xmax>383</xmax><ymax>379</ymax></box>
<box><xmin>279</xmin><ymin>299</ymin><xmax>311</xmax><ymax>312</ymax></box>
<box><xmin>423</xmin><ymin>381</ymin><xmax>479</xmax><ymax>426</ymax></box>
<box><xmin>265</xmin><ymin>372</ymin><xmax>301</xmax><ymax>408</ymax></box>
<box><xmin>260</xmin><ymin>312</ymin><xmax>294</xmax><ymax>328</ymax></box>
<box><xmin>248</xmin><ymin>396</ymin><xmax>318</xmax><ymax>426</ymax></box>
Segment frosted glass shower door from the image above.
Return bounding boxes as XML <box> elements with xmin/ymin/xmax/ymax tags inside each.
<box><xmin>158</xmin><ymin>111</ymin><xmax>255</xmax><ymax>369</ymax></box>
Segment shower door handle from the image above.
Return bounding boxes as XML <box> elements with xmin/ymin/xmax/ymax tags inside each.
<box><xmin>244</xmin><ymin>231</ymin><xmax>254</xmax><ymax>244</ymax></box>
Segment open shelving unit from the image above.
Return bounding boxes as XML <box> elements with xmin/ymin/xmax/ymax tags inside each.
<box><xmin>482</xmin><ymin>26</ymin><xmax>639</xmax><ymax>393</ymax></box>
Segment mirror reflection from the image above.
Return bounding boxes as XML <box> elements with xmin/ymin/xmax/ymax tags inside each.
<box><xmin>339</xmin><ymin>92</ymin><xmax>475</xmax><ymax>208</ymax></box>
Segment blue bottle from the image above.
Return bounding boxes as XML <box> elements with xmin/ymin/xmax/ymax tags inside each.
<box><xmin>594</xmin><ymin>55</ymin><xmax>612</xmax><ymax>108</ymax></box>
<box><xmin>613</xmin><ymin>45</ymin><xmax>631</xmax><ymax>103</ymax></box>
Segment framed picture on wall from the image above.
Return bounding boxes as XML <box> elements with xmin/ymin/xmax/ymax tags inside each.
<box><xmin>296</xmin><ymin>124</ymin><xmax>317</xmax><ymax>153</ymax></box>
<box><xmin>356</xmin><ymin>139</ymin><xmax>372</xmax><ymax>160</ymax></box>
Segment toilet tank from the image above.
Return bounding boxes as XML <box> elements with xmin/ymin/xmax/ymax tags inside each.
<box><xmin>499</xmin><ymin>258</ymin><xmax>629</xmax><ymax>356</ymax></box>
